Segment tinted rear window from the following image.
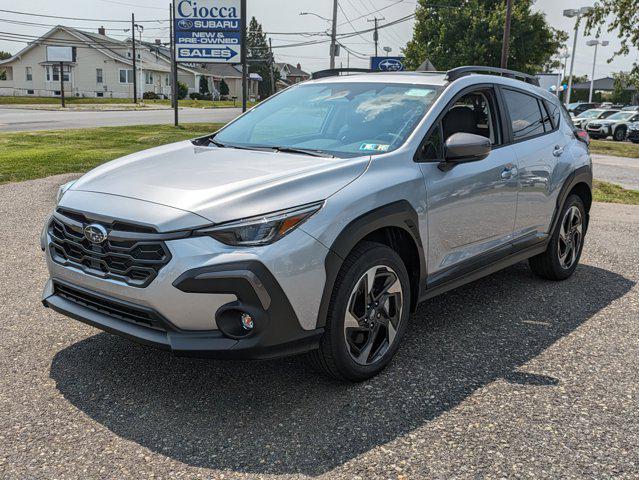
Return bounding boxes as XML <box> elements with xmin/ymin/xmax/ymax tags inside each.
<box><xmin>503</xmin><ymin>89</ymin><xmax>544</xmax><ymax>140</ymax></box>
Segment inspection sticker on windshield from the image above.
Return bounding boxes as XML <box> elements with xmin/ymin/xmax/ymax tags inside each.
<box><xmin>360</xmin><ymin>143</ymin><xmax>390</xmax><ymax>152</ymax></box>
<box><xmin>405</xmin><ymin>88</ymin><xmax>431</xmax><ymax>97</ymax></box>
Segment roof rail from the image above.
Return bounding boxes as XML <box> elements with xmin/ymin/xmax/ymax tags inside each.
<box><xmin>445</xmin><ymin>66</ymin><xmax>540</xmax><ymax>86</ymax></box>
<box><xmin>311</xmin><ymin>68</ymin><xmax>372</xmax><ymax>80</ymax></box>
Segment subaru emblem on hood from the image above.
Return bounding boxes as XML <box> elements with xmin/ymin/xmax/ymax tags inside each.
<box><xmin>84</xmin><ymin>224</ymin><xmax>108</xmax><ymax>244</ymax></box>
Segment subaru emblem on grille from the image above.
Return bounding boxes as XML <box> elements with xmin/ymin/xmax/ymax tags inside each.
<box><xmin>84</xmin><ymin>224</ymin><xmax>108</xmax><ymax>244</ymax></box>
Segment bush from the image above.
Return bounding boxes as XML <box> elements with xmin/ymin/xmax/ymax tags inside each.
<box><xmin>189</xmin><ymin>92</ymin><xmax>213</xmax><ymax>101</ymax></box>
<box><xmin>177</xmin><ymin>81</ymin><xmax>188</xmax><ymax>100</ymax></box>
<box><xmin>143</xmin><ymin>91</ymin><xmax>160</xmax><ymax>100</ymax></box>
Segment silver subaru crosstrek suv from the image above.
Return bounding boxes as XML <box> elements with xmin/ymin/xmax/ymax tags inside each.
<box><xmin>42</xmin><ymin>66</ymin><xmax>592</xmax><ymax>381</ymax></box>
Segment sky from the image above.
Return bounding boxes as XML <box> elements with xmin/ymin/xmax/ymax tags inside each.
<box><xmin>0</xmin><ymin>0</ymin><xmax>637</xmax><ymax>79</ymax></box>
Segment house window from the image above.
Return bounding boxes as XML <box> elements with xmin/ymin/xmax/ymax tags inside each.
<box><xmin>46</xmin><ymin>65</ymin><xmax>70</xmax><ymax>82</ymax></box>
<box><xmin>25</xmin><ymin>67</ymin><xmax>32</xmax><ymax>81</ymax></box>
<box><xmin>165</xmin><ymin>75</ymin><xmax>171</xmax><ymax>86</ymax></box>
<box><xmin>145</xmin><ymin>71</ymin><xmax>154</xmax><ymax>85</ymax></box>
<box><xmin>96</xmin><ymin>92</ymin><xmax>104</xmax><ymax>97</ymax></box>
<box><xmin>119</xmin><ymin>69</ymin><xmax>134</xmax><ymax>84</ymax></box>
<box><xmin>27</xmin><ymin>89</ymin><xmax>34</xmax><ymax>95</ymax></box>
<box><xmin>96</xmin><ymin>68</ymin><xmax>103</xmax><ymax>84</ymax></box>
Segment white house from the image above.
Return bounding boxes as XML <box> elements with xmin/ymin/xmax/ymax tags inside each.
<box><xmin>0</xmin><ymin>26</ymin><xmax>214</xmax><ymax>99</ymax></box>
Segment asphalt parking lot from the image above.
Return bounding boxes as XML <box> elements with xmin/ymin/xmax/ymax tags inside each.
<box><xmin>1</xmin><ymin>174</ymin><xmax>638</xmax><ymax>479</ymax></box>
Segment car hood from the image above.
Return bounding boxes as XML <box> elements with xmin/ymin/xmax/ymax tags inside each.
<box><xmin>71</xmin><ymin>140</ymin><xmax>370</xmax><ymax>224</ymax></box>
<box><xmin>594</xmin><ymin>119</ymin><xmax>623</xmax><ymax>126</ymax></box>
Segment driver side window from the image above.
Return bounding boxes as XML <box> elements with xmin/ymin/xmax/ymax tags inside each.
<box><xmin>420</xmin><ymin>88</ymin><xmax>501</xmax><ymax>161</ymax></box>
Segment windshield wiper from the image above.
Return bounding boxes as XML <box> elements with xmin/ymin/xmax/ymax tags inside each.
<box><xmin>270</xmin><ymin>146</ymin><xmax>334</xmax><ymax>158</ymax></box>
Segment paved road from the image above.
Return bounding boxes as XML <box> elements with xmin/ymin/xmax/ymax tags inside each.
<box><xmin>0</xmin><ymin>107</ymin><xmax>241</xmax><ymax>132</ymax></box>
<box><xmin>1</xmin><ymin>175</ymin><xmax>638</xmax><ymax>479</ymax></box>
<box><xmin>592</xmin><ymin>153</ymin><xmax>639</xmax><ymax>190</ymax></box>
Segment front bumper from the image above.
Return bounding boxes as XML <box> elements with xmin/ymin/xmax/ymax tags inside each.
<box><xmin>42</xmin><ymin>260</ymin><xmax>324</xmax><ymax>359</ymax></box>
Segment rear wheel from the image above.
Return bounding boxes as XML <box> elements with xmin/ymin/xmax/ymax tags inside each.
<box><xmin>307</xmin><ymin>242</ymin><xmax>410</xmax><ymax>381</ymax></box>
<box><xmin>529</xmin><ymin>195</ymin><xmax>586</xmax><ymax>281</ymax></box>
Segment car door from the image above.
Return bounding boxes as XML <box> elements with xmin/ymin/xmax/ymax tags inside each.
<box><xmin>416</xmin><ymin>85</ymin><xmax>519</xmax><ymax>281</ymax></box>
<box><xmin>501</xmin><ymin>88</ymin><xmax>569</xmax><ymax>242</ymax></box>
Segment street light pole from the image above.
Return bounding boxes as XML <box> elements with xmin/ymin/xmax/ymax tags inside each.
<box><xmin>587</xmin><ymin>39</ymin><xmax>609</xmax><ymax>102</ymax></box>
<box><xmin>564</xmin><ymin>7</ymin><xmax>593</xmax><ymax>107</ymax></box>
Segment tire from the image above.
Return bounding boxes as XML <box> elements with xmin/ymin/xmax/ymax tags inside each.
<box><xmin>632</xmin><ymin>140</ymin><xmax>639</xmax><ymax>144</ymax></box>
<box><xmin>529</xmin><ymin>194</ymin><xmax>586</xmax><ymax>281</ymax></box>
<box><xmin>307</xmin><ymin>241</ymin><xmax>411</xmax><ymax>382</ymax></box>
<box><xmin>613</xmin><ymin>127</ymin><xmax>626</xmax><ymax>141</ymax></box>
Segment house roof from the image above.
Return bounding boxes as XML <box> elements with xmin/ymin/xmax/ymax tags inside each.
<box><xmin>275</xmin><ymin>62</ymin><xmax>310</xmax><ymax>77</ymax></box>
<box><xmin>571</xmin><ymin>76</ymin><xmax>637</xmax><ymax>91</ymax></box>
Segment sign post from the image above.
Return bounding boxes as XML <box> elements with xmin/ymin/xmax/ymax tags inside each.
<box><xmin>173</xmin><ymin>0</ymin><xmax>246</xmax><ymax>112</ymax></box>
<box><xmin>46</xmin><ymin>46</ymin><xmax>74</xmax><ymax>108</ymax></box>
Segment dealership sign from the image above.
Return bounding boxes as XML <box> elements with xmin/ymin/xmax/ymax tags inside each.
<box><xmin>370</xmin><ymin>56</ymin><xmax>405</xmax><ymax>72</ymax></box>
<box><xmin>174</xmin><ymin>0</ymin><xmax>242</xmax><ymax>63</ymax></box>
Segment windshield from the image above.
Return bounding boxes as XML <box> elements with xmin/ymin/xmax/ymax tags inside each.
<box><xmin>607</xmin><ymin>112</ymin><xmax>635</xmax><ymax>121</ymax></box>
<box><xmin>577</xmin><ymin>109</ymin><xmax>604</xmax><ymax>118</ymax></box>
<box><xmin>214</xmin><ymin>82</ymin><xmax>442</xmax><ymax>157</ymax></box>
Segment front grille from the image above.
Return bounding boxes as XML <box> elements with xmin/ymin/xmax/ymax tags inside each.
<box><xmin>48</xmin><ymin>211</ymin><xmax>171</xmax><ymax>287</ymax></box>
<box><xmin>54</xmin><ymin>282</ymin><xmax>166</xmax><ymax>331</ymax></box>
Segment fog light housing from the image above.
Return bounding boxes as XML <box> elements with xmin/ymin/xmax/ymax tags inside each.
<box><xmin>241</xmin><ymin>313</ymin><xmax>254</xmax><ymax>331</ymax></box>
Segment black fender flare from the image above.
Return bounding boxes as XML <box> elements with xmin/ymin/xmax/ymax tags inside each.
<box><xmin>550</xmin><ymin>164</ymin><xmax>592</xmax><ymax>236</ymax></box>
<box><xmin>315</xmin><ymin>200</ymin><xmax>426</xmax><ymax>328</ymax></box>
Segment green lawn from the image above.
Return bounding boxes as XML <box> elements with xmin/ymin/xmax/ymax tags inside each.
<box><xmin>590</xmin><ymin>139</ymin><xmax>639</xmax><ymax>159</ymax></box>
<box><xmin>593</xmin><ymin>180</ymin><xmax>639</xmax><ymax>205</ymax></box>
<box><xmin>0</xmin><ymin>96</ymin><xmax>253</xmax><ymax>109</ymax></box>
<box><xmin>0</xmin><ymin>123</ymin><xmax>221</xmax><ymax>184</ymax></box>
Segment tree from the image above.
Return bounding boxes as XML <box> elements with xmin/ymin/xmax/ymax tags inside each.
<box><xmin>586</xmin><ymin>1</ymin><xmax>639</xmax><ymax>88</ymax></box>
<box><xmin>219</xmin><ymin>78</ymin><xmax>230</xmax><ymax>97</ymax></box>
<box><xmin>611</xmin><ymin>71</ymin><xmax>634</xmax><ymax>104</ymax></box>
<box><xmin>177</xmin><ymin>81</ymin><xmax>188</xmax><ymax>100</ymax></box>
<box><xmin>0</xmin><ymin>51</ymin><xmax>10</xmax><ymax>80</ymax></box>
<box><xmin>404</xmin><ymin>0</ymin><xmax>567</xmax><ymax>74</ymax></box>
<box><xmin>199</xmin><ymin>75</ymin><xmax>210</xmax><ymax>95</ymax></box>
<box><xmin>246</xmin><ymin>17</ymin><xmax>279</xmax><ymax>98</ymax></box>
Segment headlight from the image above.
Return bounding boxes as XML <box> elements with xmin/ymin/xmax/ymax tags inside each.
<box><xmin>195</xmin><ymin>201</ymin><xmax>324</xmax><ymax>246</ymax></box>
<box><xmin>56</xmin><ymin>181</ymin><xmax>76</xmax><ymax>204</ymax></box>
<box><xmin>629</xmin><ymin>123</ymin><xmax>639</xmax><ymax>131</ymax></box>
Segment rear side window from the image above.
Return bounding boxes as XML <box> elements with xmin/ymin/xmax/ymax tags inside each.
<box><xmin>503</xmin><ymin>89</ymin><xmax>545</xmax><ymax>140</ymax></box>
<box><xmin>544</xmin><ymin>99</ymin><xmax>561</xmax><ymax>128</ymax></box>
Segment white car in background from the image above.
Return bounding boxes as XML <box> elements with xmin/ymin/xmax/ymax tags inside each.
<box><xmin>572</xmin><ymin>108</ymin><xmax>619</xmax><ymax>129</ymax></box>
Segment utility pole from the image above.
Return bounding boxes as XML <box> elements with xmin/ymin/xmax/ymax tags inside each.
<box><xmin>330</xmin><ymin>0</ymin><xmax>338</xmax><ymax>69</ymax></box>
<box><xmin>500</xmin><ymin>0</ymin><xmax>513</xmax><ymax>69</ymax></box>
<box><xmin>367</xmin><ymin>17</ymin><xmax>384</xmax><ymax>58</ymax></box>
<box><xmin>59</xmin><ymin>61</ymin><xmax>65</xmax><ymax>108</ymax></box>
<box><xmin>131</xmin><ymin>13</ymin><xmax>137</xmax><ymax>104</ymax></box>
<box><xmin>241</xmin><ymin>0</ymin><xmax>248</xmax><ymax>112</ymax></box>
<box><xmin>268</xmin><ymin>37</ymin><xmax>275</xmax><ymax>96</ymax></box>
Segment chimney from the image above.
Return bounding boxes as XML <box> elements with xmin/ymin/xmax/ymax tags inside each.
<box><xmin>98</xmin><ymin>26</ymin><xmax>105</xmax><ymax>36</ymax></box>
<box><xmin>296</xmin><ymin>63</ymin><xmax>301</xmax><ymax>70</ymax></box>
<box><xmin>155</xmin><ymin>39</ymin><xmax>162</xmax><ymax>45</ymax></box>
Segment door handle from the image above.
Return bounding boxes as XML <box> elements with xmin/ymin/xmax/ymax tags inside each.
<box><xmin>553</xmin><ymin>145</ymin><xmax>565</xmax><ymax>157</ymax></box>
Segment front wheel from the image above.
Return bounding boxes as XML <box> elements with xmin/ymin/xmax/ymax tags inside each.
<box><xmin>613</xmin><ymin>127</ymin><xmax>626</xmax><ymax>141</ymax></box>
<box><xmin>307</xmin><ymin>242</ymin><xmax>411</xmax><ymax>381</ymax></box>
<box><xmin>529</xmin><ymin>194</ymin><xmax>586</xmax><ymax>281</ymax></box>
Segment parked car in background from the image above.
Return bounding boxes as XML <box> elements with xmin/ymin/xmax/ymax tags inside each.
<box><xmin>586</xmin><ymin>110</ymin><xmax>639</xmax><ymax>141</ymax></box>
<box><xmin>572</xmin><ymin>108</ymin><xmax>619</xmax><ymax>129</ymax></box>
<box><xmin>599</xmin><ymin>102</ymin><xmax>614</xmax><ymax>108</ymax></box>
<box><xmin>627</xmin><ymin>122</ymin><xmax>639</xmax><ymax>143</ymax></box>
<box><xmin>568</xmin><ymin>102</ymin><xmax>598</xmax><ymax>117</ymax></box>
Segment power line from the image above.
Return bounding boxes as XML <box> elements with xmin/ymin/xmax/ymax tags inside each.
<box><xmin>0</xmin><ymin>8</ymin><xmax>167</xmax><ymax>23</ymax></box>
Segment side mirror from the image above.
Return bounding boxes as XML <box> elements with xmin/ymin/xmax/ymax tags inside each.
<box><xmin>444</xmin><ymin>133</ymin><xmax>491</xmax><ymax>163</ymax></box>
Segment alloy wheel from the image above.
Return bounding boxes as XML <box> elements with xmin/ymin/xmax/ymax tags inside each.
<box><xmin>558</xmin><ymin>205</ymin><xmax>583</xmax><ymax>270</ymax></box>
<box><xmin>343</xmin><ymin>265</ymin><xmax>403</xmax><ymax>366</ymax></box>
